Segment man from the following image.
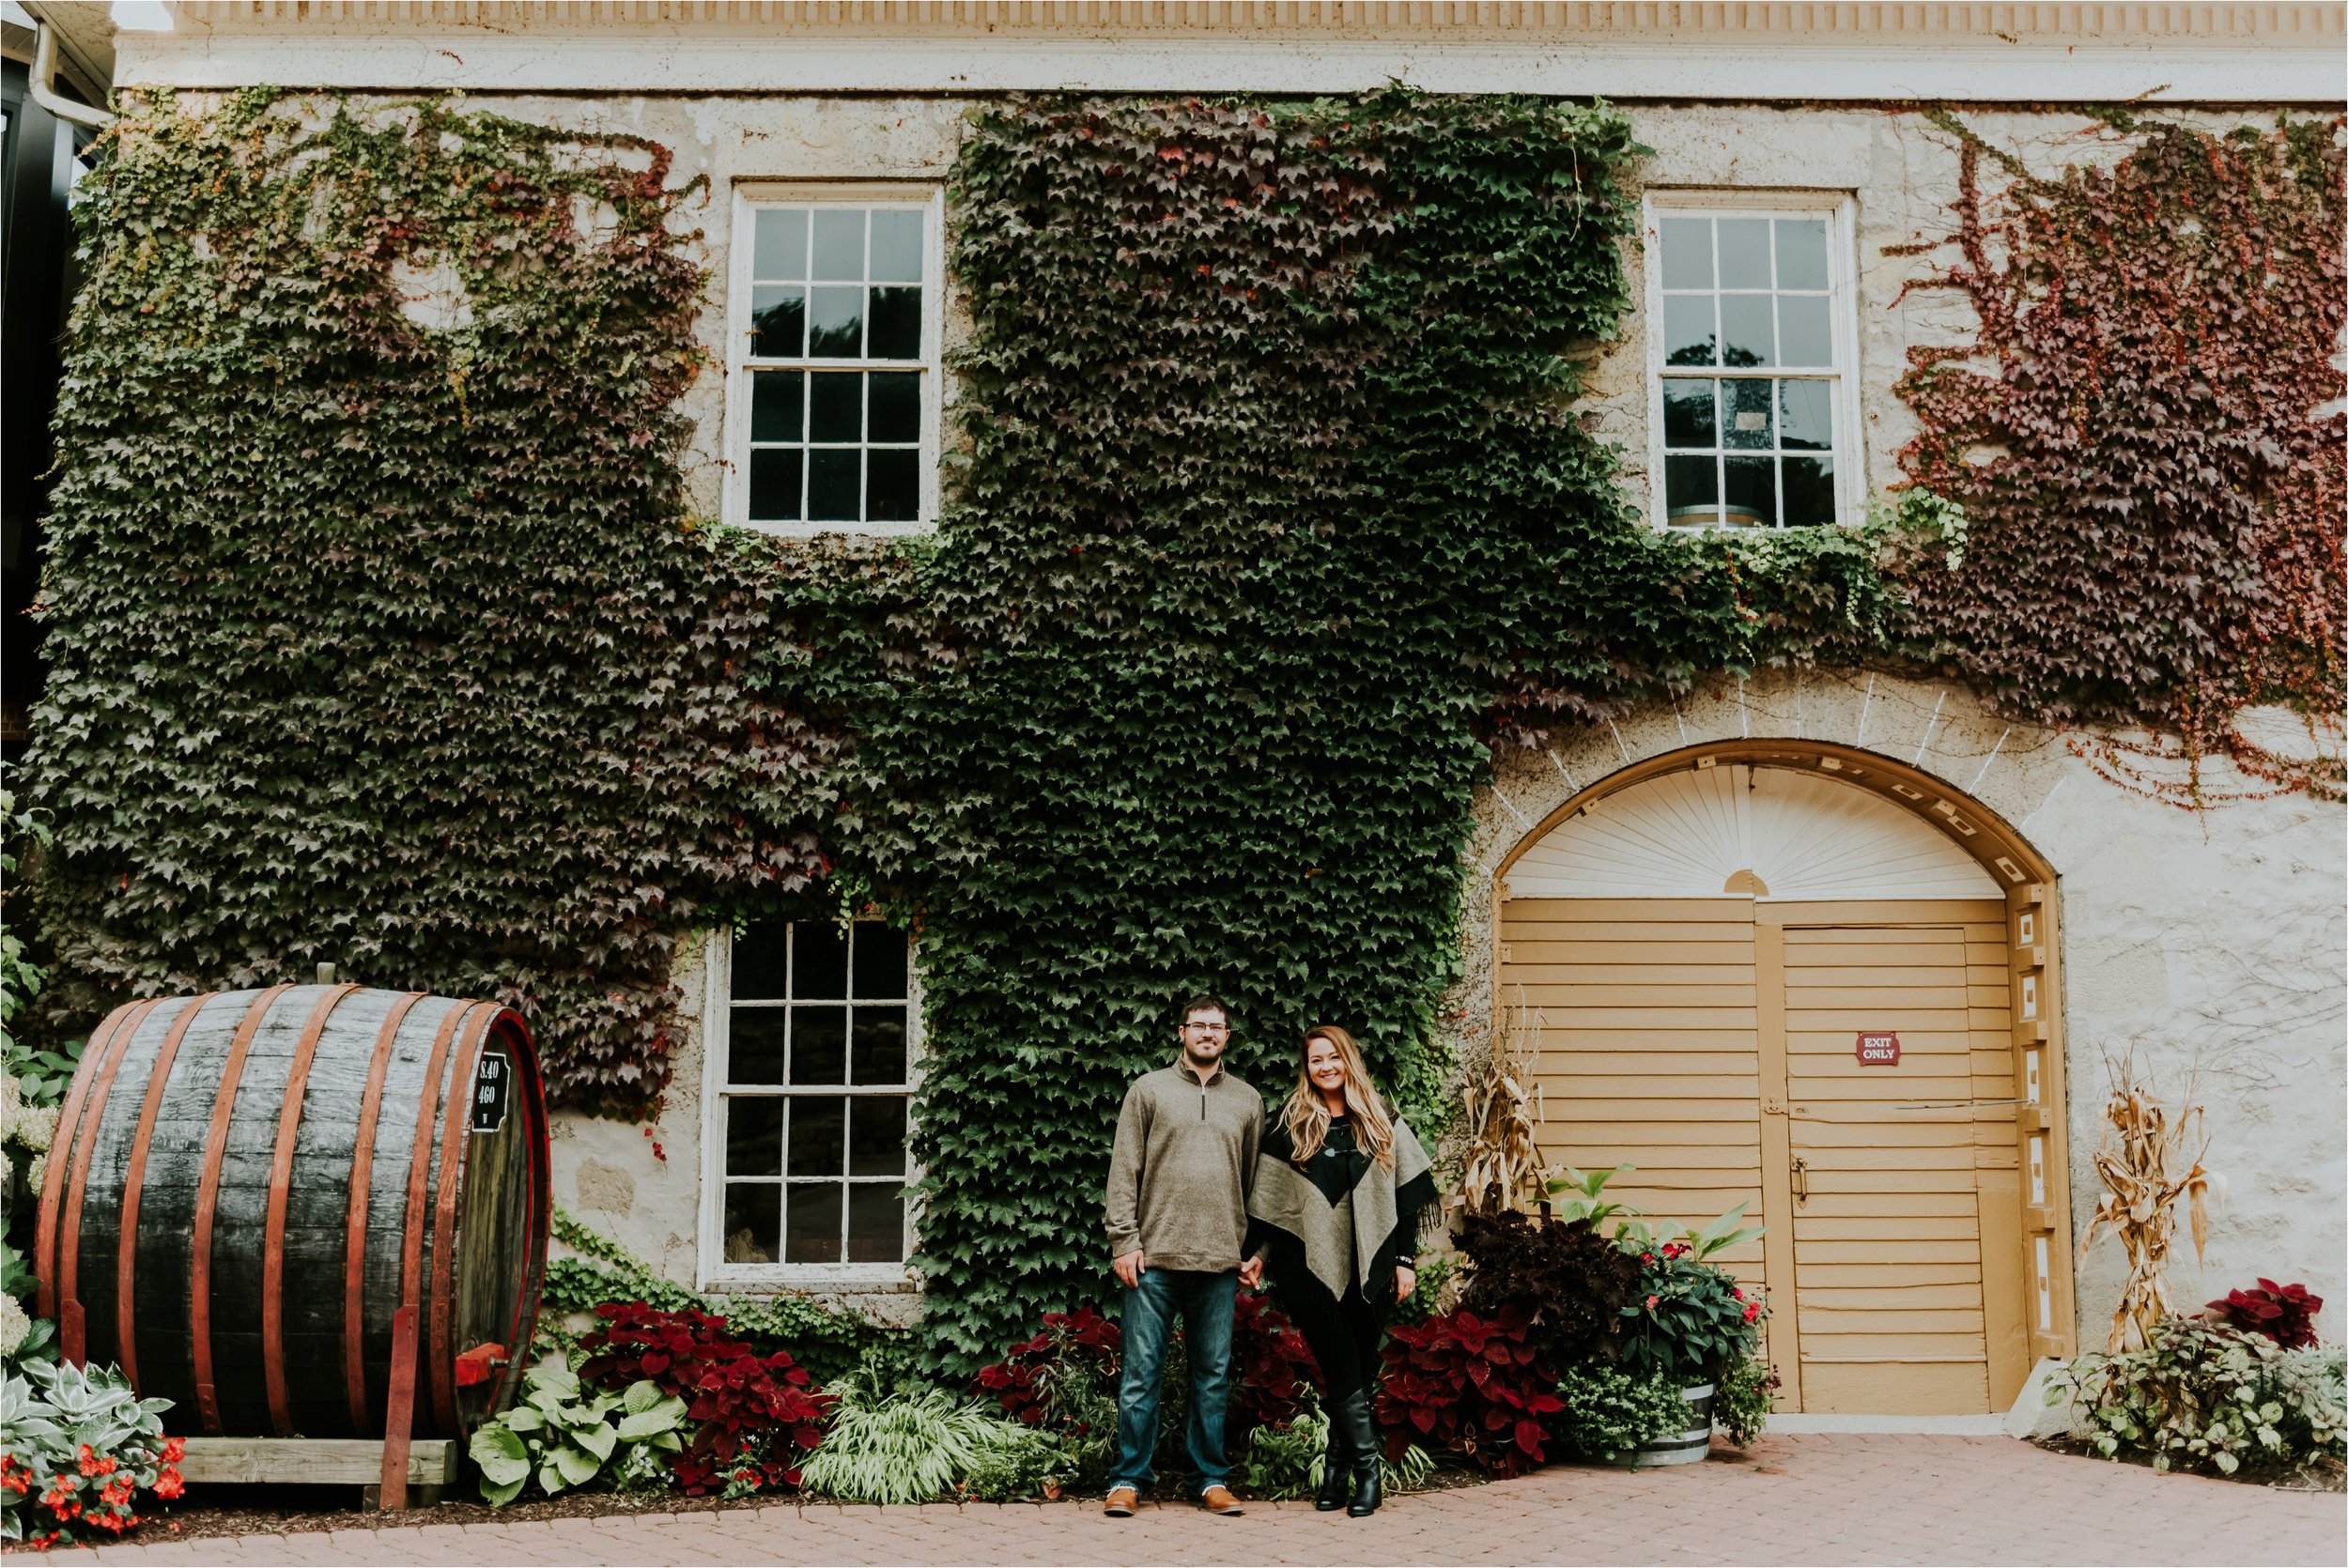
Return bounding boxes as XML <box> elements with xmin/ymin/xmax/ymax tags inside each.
<box><xmin>1100</xmin><ymin>992</ymin><xmax>1263</xmax><ymax>1517</ymax></box>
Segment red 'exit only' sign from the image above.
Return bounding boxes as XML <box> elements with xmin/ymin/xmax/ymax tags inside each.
<box><xmin>1856</xmin><ymin>1032</ymin><xmax>1902</xmax><ymax>1066</ymax></box>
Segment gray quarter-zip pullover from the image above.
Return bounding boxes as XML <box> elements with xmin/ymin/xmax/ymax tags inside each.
<box><xmin>1103</xmin><ymin>1057</ymin><xmax>1263</xmax><ymax>1272</ymax></box>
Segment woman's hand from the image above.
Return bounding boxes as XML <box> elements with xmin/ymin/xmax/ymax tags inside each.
<box><xmin>1394</xmin><ymin>1266</ymin><xmax>1416</xmax><ymax>1303</ymax></box>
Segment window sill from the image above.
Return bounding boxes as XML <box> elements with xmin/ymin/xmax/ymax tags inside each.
<box><xmin>700</xmin><ymin>1265</ymin><xmax>922</xmax><ymax>1295</ymax></box>
<box><xmin>727</xmin><ymin>519</ymin><xmax>936</xmax><ymax>539</ymax></box>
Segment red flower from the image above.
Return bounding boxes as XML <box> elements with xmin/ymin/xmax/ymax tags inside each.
<box><xmin>1731</xmin><ymin>1286</ymin><xmax>1744</xmax><ymax>1300</ymax></box>
<box><xmin>154</xmin><ymin>1471</ymin><xmax>186</xmax><ymax>1501</ymax></box>
<box><xmin>1645</xmin><ymin>1295</ymin><xmax>1660</xmax><ymax>1309</ymax></box>
<box><xmin>1743</xmin><ymin>1302</ymin><xmax>1760</xmax><ymax>1322</ymax></box>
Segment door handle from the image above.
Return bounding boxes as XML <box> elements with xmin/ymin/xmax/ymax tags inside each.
<box><xmin>1791</xmin><ymin>1157</ymin><xmax>1809</xmax><ymax>1205</ymax></box>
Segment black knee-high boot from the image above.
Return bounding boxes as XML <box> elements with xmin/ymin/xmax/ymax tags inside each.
<box><xmin>1314</xmin><ymin>1402</ymin><xmax>1351</xmax><ymax>1511</ymax></box>
<box><xmin>1336</xmin><ymin>1390</ymin><xmax>1382</xmax><ymax>1517</ymax></box>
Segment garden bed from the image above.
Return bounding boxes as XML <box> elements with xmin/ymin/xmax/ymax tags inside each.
<box><xmin>2030</xmin><ymin>1437</ymin><xmax>2344</xmax><ymax>1495</ymax></box>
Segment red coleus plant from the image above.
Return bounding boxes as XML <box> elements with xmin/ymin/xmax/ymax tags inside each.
<box><xmin>2207</xmin><ymin>1280</ymin><xmax>2324</xmax><ymax>1349</ymax></box>
<box><xmin>579</xmin><ymin>1302</ymin><xmax>832</xmax><ymax>1494</ymax></box>
<box><xmin>1228</xmin><ymin>1288</ymin><xmax>1320</xmax><ymax>1437</ymax></box>
<box><xmin>974</xmin><ymin>1304</ymin><xmax>1123</xmax><ymax>1431</ymax></box>
<box><xmin>1374</xmin><ymin>1307</ymin><xmax>1564</xmax><ymax>1478</ymax></box>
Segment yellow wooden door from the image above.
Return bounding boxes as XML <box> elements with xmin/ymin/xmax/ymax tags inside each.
<box><xmin>1500</xmin><ymin>896</ymin><xmax>2028</xmax><ymax>1414</ymax></box>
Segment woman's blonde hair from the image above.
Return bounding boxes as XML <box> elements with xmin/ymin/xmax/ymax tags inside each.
<box><xmin>1280</xmin><ymin>1025</ymin><xmax>1397</xmax><ymax>1171</ymax></box>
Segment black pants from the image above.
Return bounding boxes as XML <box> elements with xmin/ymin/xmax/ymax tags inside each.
<box><xmin>1276</xmin><ymin>1274</ymin><xmax>1386</xmax><ymax>1405</ymax></box>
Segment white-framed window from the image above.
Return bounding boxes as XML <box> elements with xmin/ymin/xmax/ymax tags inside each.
<box><xmin>1642</xmin><ymin>193</ymin><xmax>1863</xmax><ymax>530</ymax></box>
<box><xmin>700</xmin><ymin>918</ymin><xmax>919</xmax><ymax>1287</ymax></box>
<box><xmin>724</xmin><ymin>185</ymin><xmax>945</xmax><ymax>536</ymax></box>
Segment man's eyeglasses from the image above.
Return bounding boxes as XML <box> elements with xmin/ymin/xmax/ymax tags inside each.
<box><xmin>1182</xmin><ymin>1021</ymin><xmax>1229</xmax><ymax>1034</ymax></box>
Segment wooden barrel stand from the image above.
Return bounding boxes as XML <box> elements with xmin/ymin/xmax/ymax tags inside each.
<box><xmin>34</xmin><ymin>985</ymin><xmax>550</xmax><ymax>1508</ymax></box>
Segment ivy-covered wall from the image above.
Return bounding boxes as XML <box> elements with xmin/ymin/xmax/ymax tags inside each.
<box><xmin>23</xmin><ymin>88</ymin><xmax>2342</xmax><ymax>1368</ymax></box>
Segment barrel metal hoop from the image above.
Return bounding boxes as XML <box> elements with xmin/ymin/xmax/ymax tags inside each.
<box><xmin>191</xmin><ymin>984</ymin><xmax>296</xmax><ymax>1434</ymax></box>
<box><xmin>260</xmin><ymin>983</ymin><xmax>363</xmax><ymax>1436</ymax></box>
<box><xmin>343</xmin><ymin>991</ymin><xmax>429</xmax><ymax>1434</ymax></box>
<box><xmin>116</xmin><ymin>993</ymin><xmax>215</xmax><ymax>1391</ymax></box>
<box><xmin>34</xmin><ymin>1001</ymin><xmax>140</xmax><ymax>1323</ymax></box>
<box><xmin>58</xmin><ymin>997</ymin><xmax>169</xmax><ymax>1364</ymax></box>
<box><xmin>427</xmin><ymin>1004</ymin><xmax>498</xmax><ymax>1437</ymax></box>
<box><xmin>395</xmin><ymin>1000</ymin><xmax>475</xmax><ymax>1440</ymax></box>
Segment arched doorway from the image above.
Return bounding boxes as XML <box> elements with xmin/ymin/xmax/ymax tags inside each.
<box><xmin>1494</xmin><ymin>741</ymin><xmax>2076</xmax><ymax>1414</ymax></box>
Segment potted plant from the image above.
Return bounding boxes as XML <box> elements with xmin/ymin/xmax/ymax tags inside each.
<box><xmin>1609</xmin><ymin>1207</ymin><xmax>1766</xmax><ymax>1466</ymax></box>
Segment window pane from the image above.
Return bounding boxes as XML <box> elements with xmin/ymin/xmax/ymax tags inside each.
<box><xmin>730</xmin><ymin>1009</ymin><xmax>787</xmax><ymax>1085</ymax></box>
<box><xmin>847</xmin><ymin>1185</ymin><xmax>904</xmax><ymax>1263</ymax></box>
<box><xmin>1779</xmin><ymin>295</ymin><xmax>1832</xmax><ymax>367</ymax></box>
<box><xmin>866</xmin><ymin>452</ymin><xmax>919</xmax><ymax>523</ymax></box>
<box><xmin>788</xmin><ymin>1097</ymin><xmax>846</xmax><ymax>1176</ymax></box>
<box><xmin>849</xmin><ymin>1097</ymin><xmax>907</xmax><ymax>1177</ymax></box>
<box><xmin>1723</xmin><ymin>456</ymin><xmax>1777</xmax><ymax>527</ymax></box>
<box><xmin>785</xmin><ymin>1183</ymin><xmax>843</xmax><ymax>1263</ymax></box>
<box><xmin>1723</xmin><ymin>379</ymin><xmax>1774</xmax><ymax>449</ymax></box>
<box><xmin>726</xmin><ymin>1097</ymin><xmax>783</xmax><ymax>1176</ymax></box>
<box><xmin>1720</xmin><ymin>295</ymin><xmax>1775</xmax><ymax>367</ymax></box>
<box><xmin>869</xmin><ymin>210</ymin><xmax>923</xmax><ymax>284</ymax></box>
<box><xmin>1661</xmin><ymin>379</ymin><xmax>1717</xmax><ymax>450</ymax></box>
<box><xmin>752</xmin><ymin>209</ymin><xmax>807</xmax><ymax>281</ymax></box>
<box><xmin>793</xmin><ymin>1007</ymin><xmax>848</xmax><ymax>1084</ymax></box>
<box><xmin>808</xmin><ymin>287</ymin><xmax>863</xmax><ymax>357</ymax></box>
<box><xmin>1783</xmin><ymin>455</ymin><xmax>1836</xmax><ymax>525</ymax></box>
<box><xmin>748</xmin><ymin>449</ymin><xmax>802</xmax><ymax>522</ymax></box>
<box><xmin>809</xmin><ymin>449</ymin><xmax>861</xmax><ymax>520</ymax></box>
<box><xmin>812</xmin><ymin>209</ymin><xmax>865</xmax><ymax>281</ymax></box>
<box><xmin>796</xmin><ymin>923</ymin><xmax>848</xmax><ymax>997</ymax></box>
<box><xmin>1778</xmin><ymin>380</ymin><xmax>1834</xmax><ymax>451</ymax></box>
<box><xmin>809</xmin><ymin>373</ymin><xmax>863</xmax><ymax>442</ymax></box>
<box><xmin>868</xmin><ymin>373</ymin><xmax>921</xmax><ymax>444</ymax></box>
<box><xmin>749</xmin><ymin>284</ymin><xmax>805</xmax><ymax>358</ymax></box>
<box><xmin>868</xmin><ymin>287</ymin><xmax>921</xmax><ymax>359</ymax></box>
<box><xmin>1661</xmin><ymin>295</ymin><xmax>1716</xmax><ymax>367</ymax></box>
<box><xmin>852</xmin><ymin>926</ymin><xmax>908</xmax><ymax>998</ymax></box>
<box><xmin>750</xmin><ymin>371</ymin><xmax>805</xmax><ymax>442</ymax></box>
<box><xmin>852</xmin><ymin>1007</ymin><xmax>908</xmax><ymax>1085</ymax></box>
<box><xmin>1663</xmin><ymin>455</ymin><xmax>1718</xmax><ymax>525</ymax></box>
<box><xmin>733</xmin><ymin>918</ymin><xmax>791</xmax><ymax>998</ymax></box>
<box><xmin>1659</xmin><ymin>218</ymin><xmax>1712</xmax><ymax>289</ymax></box>
<box><xmin>722</xmin><ymin>1183</ymin><xmax>780</xmax><ymax>1265</ymax></box>
<box><xmin>1717</xmin><ymin>219</ymin><xmax>1772</xmax><ymax>289</ymax></box>
<box><xmin>1775</xmin><ymin>218</ymin><xmax>1830</xmax><ymax>290</ymax></box>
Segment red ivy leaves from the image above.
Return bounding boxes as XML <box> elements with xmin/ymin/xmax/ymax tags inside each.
<box><xmin>2207</xmin><ymin>1279</ymin><xmax>2324</xmax><ymax>1349</ymax></box>
<box><xmin>1891</xmin><ymin>115</ymin><xmax>2346</xmax><ymax>803</ymax></box>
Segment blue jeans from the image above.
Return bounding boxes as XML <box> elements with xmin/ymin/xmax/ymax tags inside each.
<box><xmin>1108</xmin><ymin>1268</ymin><xmax>1237</xmax><ymax>1496</ymax></box>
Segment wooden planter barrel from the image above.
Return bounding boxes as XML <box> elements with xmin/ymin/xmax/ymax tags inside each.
<box><xmin>33</xmin><ymin>985</ymin><xmax>548</xmax><ymax>1447</ymax></box>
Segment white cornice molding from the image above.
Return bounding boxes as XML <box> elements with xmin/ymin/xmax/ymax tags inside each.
<box><xmin>119</xmin><ymin>2</ymin><xmax>2348</xmax><ymax>102</ymax></box>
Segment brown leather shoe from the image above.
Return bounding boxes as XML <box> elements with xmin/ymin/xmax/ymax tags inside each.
<box><xmin>1103</xmin><ymin>1485</ymin><xmax>1138</xmax><ymax>1516</ymax></box>
<box><xmin>1198</xmin><ymin>1484</ymin><xmax>1244</xmax><ymax>1515</ymax></box>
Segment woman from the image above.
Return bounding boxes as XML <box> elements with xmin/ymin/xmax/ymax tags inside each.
<box><xmin>1242</xmin><ymin>1025</ymin><xmax>1437</xmax><ymax>1517</ymax></box>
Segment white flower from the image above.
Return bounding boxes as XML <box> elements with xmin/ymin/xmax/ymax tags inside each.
<box><xmin>24</xmin><ymin>1146</ymin><xmax>42</xmax><ymax>1196</ymax></box>
<box><xmin>0</xmin><ymin>1290</ymin><xmax>28</xmax><ymax>1360</ymax></box>
<box><xmin>11</xmin><ymin>1103</ymin><xmax>58</xmax><ymax>1156</ymax></box>
<box><xmin>0</xmin><ymin>1070</ymin><xmax>18</xmax><ymax>1145</ymax></box>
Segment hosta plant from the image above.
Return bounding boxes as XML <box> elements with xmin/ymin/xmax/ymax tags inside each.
<box><xmin>0</xmin><ymin>1359</ymin><xmax>183</xmax><ymax>1547</ymax></box>
<box><xmin>2050</xmin><ymin>1314</ymin><xmax>2346</xmax><ymax>1476</ymax></box>
<box><xmin>469</xmin><ymin>1361</ymin><xmax>689</xmax><ymax>1505</ymax></box>
<box><xmin>1239</xmin><ymin>1393</ymin><xmax>1436</xmax><ymax>1499</ymax></box>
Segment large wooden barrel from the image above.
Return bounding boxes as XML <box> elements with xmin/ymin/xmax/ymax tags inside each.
<box><xmin>33</xmin><ymin>985</ymin><xmax>548</xmax><ymax>1441</ymax></box>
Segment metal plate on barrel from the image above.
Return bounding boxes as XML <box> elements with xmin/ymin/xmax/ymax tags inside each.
<box><xmin>469</xmin><ymin>1051</ymin><xmax>510</xmax><ymax>1133</ymax></box>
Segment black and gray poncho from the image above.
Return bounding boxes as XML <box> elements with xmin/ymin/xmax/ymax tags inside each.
<box><xmin>1244</xmin><ymin>1113</ymin><xmax>1438</xmax><ymax>1310</ymax></box>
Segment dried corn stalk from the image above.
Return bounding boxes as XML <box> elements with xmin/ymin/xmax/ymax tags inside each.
<box><xmin>1450</xmin><ymin>988</ymin><xmax>1552</xmax><ymax>1218</ymax></box>
<box><xmin>2078</xmin><ymin>1053</ymin><xmax>2212</xmax><ymax>1353</ymax></box>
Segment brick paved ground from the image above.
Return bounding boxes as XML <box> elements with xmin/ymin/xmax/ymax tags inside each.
<box><xmin>53</xmin><ymin>1436</ymin><xmax>2347</xmax><ymax>1566</ymax></box>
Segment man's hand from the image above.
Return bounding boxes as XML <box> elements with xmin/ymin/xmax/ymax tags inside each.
<box><xmin>1238</xmin><ymin>1256</ymin><xmax>1264</xmax><ymax>1290</ymax></box>
<box><xmin>1395</xmin><ymin>1265</ymin><xmax>1417</xmax><ymax>1303</ymax></box>
<box><xmin>1113</xmin><ymin>1249</ymin><xmax>1146</xmax><ymax>1289</ymax></box>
